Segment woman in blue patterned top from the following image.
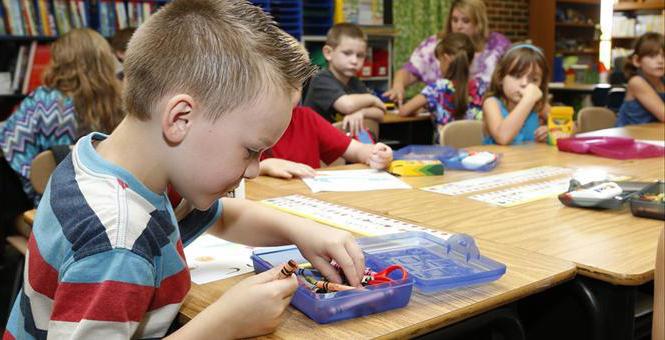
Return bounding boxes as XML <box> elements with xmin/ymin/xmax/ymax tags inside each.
<box><xmin>398</xmin><ymin>33</ymin><xmax>482</xmax><ymax>144</ymax></box>
<box><xmin>616</xmin><ymin>32</ymin><xmax>664</xmax><ymax>126</ymax></box>
<box><xmin>1</xmin><ymin>28</ymin><xmax>123</xmax><ymax>207</ymax></box>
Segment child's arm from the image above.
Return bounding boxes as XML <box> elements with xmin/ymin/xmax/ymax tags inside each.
<box><xmin>208</xmin><ymin>198</ymin><xmax>365</xmax><ymax>286</ymax></box>
<box><xmin>259</xmin><ymin>158</ymin><xmax>316</xmax><ymax>179</ymax></box>
<box><xmin>484</xmin><ymin>84</ymin><xmax>542</xmax><ymax>145</ymax></box>
<box><xmin>342</xmin><ymin>141</ymin><xmax>393</xmax><ymax>170</ymax></box>
<box><xmin>398</xmin><ymin>94</ymin><xmax>427</xmax><ymax>116</ymax></box>
<box><xmin>628</xmin><ymin>76</ymin><xmax>665</xmax><ymax>121</ymax></box>
<box><xmin>382</xmin><ymin>68</ymin><xmax>419</xmax><ymax>106</ymax></box>
<box><xmin>333</xmin><ymin>93</ymin><xmax>386</xmax><ymax>115</ymax></box>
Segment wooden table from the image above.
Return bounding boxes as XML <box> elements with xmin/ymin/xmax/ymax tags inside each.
<box><xmin>308</xmin><ymin>142</ymin><xmax>664</xmax><ymax>286</ymax></box>
<box><xmin>577</xmin><ymin>122</ymin><xmax>665</xmax><ymax>141</ymax></box>
<box><xmin>239</xmin><ymin>124</ymin><xmax>663</xmax><ymax>339</ymax></box>
<box><xmin>382</xmin><ymin>112</ymin><xmax>430</xmax><ymax>124</ymax></box>
<box><xmin>181</xmin><ymin>238</ymin><xmax>574</xmax><ymax>339</ymax></box>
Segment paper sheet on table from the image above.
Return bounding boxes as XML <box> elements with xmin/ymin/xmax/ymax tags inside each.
<box><xmin>184</xmin><ymin>234</ymin><xmax>254</xmax><ymax>284</ymax></box>
<box><xmin>302</xmin><ymin>169</ymin><xmax>411</xmax><ymax>193</ymax></box>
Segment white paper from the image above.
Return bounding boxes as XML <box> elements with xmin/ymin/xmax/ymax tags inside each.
<box><xmin>184</xmin><ymin>234</ymin><xmax>254</xmax><ymax>284</ymax></box>
<box><xmin>302</xmin><ymin>169</ymin><xmax>411</xmax><ymax>193</ymax></box>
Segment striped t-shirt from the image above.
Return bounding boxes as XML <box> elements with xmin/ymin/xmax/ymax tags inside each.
<box><xmin>4</xmin><ymin>132</ymin><xmax>222</xmax><ymax>339</ymax></box>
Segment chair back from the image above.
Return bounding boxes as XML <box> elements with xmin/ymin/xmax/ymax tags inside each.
<box><xmin>30</xmin><ymin>150</ymin><xmax>58</xmax><ymax>195</ymax></box>
<box><xmin>576</xmin><ymin>107</ymin><xmax>616</xmax><ymax>134</ymax></box>
<box><xmin>438</xmin><ymin>120</ymin><xmax>484</xmax><ymax>148</ymax></box>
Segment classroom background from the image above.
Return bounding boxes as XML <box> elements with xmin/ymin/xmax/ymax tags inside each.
<box><xmin>1</xmin><ymin>0</ymin><xmax>664</xmax><ymax>339</ymax></box>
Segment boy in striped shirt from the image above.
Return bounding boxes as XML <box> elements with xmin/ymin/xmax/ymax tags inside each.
<box><xmin>4</xmin><ymin>1</ymin><xmax>366</xmax><ymax>339</ymax></box>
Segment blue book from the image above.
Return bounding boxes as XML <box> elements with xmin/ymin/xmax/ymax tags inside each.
<box><xmin>0</xmin><ymin>0</ymin><xmax>6</xmax><ymax>35</ymax></box>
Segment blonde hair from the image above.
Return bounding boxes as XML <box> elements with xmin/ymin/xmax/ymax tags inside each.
<box><xmin>123</xmin><ymin>0</ymin><xmax>316</xmax><ymax>121</ymax></box>
<box><xmin>43</xmin><ymin>28</ymin><xmax>123</xmax><ymax>135</ymax></box>
<box><xmin>484</xmin><ymin>45</ymin><xmax>550</xmax><ymax>112</ymax></box>
<box><xmin>441</xmin><ymin>0</ymin><xmax>489</xmax><ymax>49</ymax></box>
<box><xmin>435</xmin><ymin>33</ymin><xmax>476</xmax><ymax>119</ymax></box>
<box><xmin>325</xmin><ymin>23</ymin><xmax>367</xmax><ymax>48</ymax></box>
<box><xmin>624</xmin><ymin>32</ymin><xmax>664</xmax><ymax>80</ymax></box>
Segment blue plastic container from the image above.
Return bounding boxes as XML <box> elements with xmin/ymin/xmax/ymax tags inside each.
<box><xmin>252</xmin><ymin>246</ymin><xmax>414</xmax><ymax>324</ymax></box>
<box><xmin>356</xmin><ymin>232</ymin><xmax>507</xmax><ymax>294</ymax></box>
<box><xmin>251</xmin><ymin>231</ymin><xmax>506</xmax><ymax>323</ymax></box>
<box><xmin>393</xmin><ymin>145</ymin><xmax>500</xmax><ymax>172</ymax></box>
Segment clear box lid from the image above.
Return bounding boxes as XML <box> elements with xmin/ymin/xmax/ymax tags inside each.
<box><xmin>356</xmin><ymin>231</ymin><xmax>507</xmax><ymax>294</ymax></box>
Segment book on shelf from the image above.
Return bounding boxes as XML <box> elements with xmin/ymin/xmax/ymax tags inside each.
<box><xmin>22</xmin><ymin>41</ymin><xmax>50</xmax><ymax>94</ymax></box>
<box><xmin>0</xmin><ymin>0</ymin><xmax>6</xmax><ymax>35</ymax></box>
<box><xmin>11</xmin><ymin>44</ymin><xmax>27</xmax><ymax>92</ymax></box>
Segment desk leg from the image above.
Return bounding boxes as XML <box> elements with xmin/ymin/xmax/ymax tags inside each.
<box><xmin>573</xmin><ymin>276</ymin><xmax>637</xmax><ymax>340</ymax></box>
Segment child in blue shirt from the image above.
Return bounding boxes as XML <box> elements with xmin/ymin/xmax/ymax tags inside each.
<box><xmin>616</xmin><ymin>32</ymin><xmax>664</xmax><ymax>126</ymax></box>
<box><xmin>399</xmin><ymin>33</ymin><xmax>483</xmax><ymax>144</ymax></box>
<box><xmin>482</xmin><ymin>44</ymin><xmax>550</xmax><ymax>145</ymax></box>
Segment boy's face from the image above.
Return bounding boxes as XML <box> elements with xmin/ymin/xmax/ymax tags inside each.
<box><xmin>324</xmin><ymin>36</ymin><xmax>367</xmax><ymax>79</ymax></box>
<box><xmin>172</xmin><ymin>90</ymin><xmax>300</xmax><ymax>210</ymax></box>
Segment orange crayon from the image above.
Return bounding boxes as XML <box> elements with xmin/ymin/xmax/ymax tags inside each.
<box><xmin>278</xmin><ymin>259</ymin><xmax>298</xmax><ymax>279</ymax></box>
<box><xmin>315</xmin><ymin>280</ymin><xmax>357</xmax><ymax>292</ymax></box>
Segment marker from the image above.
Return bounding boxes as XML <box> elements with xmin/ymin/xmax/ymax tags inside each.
<box><xmin>278</xmin><ymin>259</ymin><xmax>298</xmax><ymax>279</ymax></box>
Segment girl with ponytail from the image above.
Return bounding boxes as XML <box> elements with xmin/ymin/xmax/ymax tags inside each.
<box><xmin>398</xmin><ymin>33</ymin><xmax>482</xmax><ymax>144</ymax></box>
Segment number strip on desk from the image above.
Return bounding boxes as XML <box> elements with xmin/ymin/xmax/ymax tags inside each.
<box><xmin>422</xmin><ymin>166</ymin><xmax>572</xmax><ymax>195</ymax></box>
<box><xmin>262</xmin><ymin>195</ymin><xmax>452</xmax><ymax>239</ymax></box>
<box><xmin>469</xmin><ymin>178</ymin><xmax>571</xmax><ymax>207</ymax></box>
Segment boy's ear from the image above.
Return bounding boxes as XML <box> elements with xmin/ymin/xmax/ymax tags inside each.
<box><xmin>162</xmin><ymin>94</ymin><xmax>195</xmax><ymax>145</ymax></box>
<box><xmin>322</xmin><ymin>45</ymin><xmax>334</xmax><ymax>62</ymax></box>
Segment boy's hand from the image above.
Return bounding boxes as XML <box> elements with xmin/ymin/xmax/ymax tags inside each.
<box><xmin>342</xmin><ymin>111</ymin><xmax>365</xmax><ymax>137</ymax></box>
<box><xmin>260</xmin><ymin>158</ymin><xmax>316</xmax><ymax>179</ymax></box>
<box><xmin>367</xmin><ymin>143</ymin><xmax>393</xmax><ymax>170</ymax></box>
<box><xmin>382</xmin><ymin>86</ymin><xmax>404</xmax><ymax>107</ymax></box>
<box><xmin>520</xmin><ymin>83</ymin><xmax>543</xmax><ymax>104</ymax></box>
<box><xmin>535</xmin><ymin>125</ymin><xmax>549</xmax><ymax>143</ymax></box>
<box><xmin>212</xmin><ymin>266</ymin><xmax>298</xmax><ymax>338</ymax></box>
<box><xmin>293</xmin><ymin>222</ymin><xmax>365</xmax><ymax>287</ymax></box>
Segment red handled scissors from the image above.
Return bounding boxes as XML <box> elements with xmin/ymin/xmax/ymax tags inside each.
<box><xmin>363</xmin><ymin>264</ymin><xmax>408</xmax><ymax>285</ymax></box>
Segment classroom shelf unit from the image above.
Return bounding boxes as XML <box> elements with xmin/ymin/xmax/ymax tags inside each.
<box><xmin>529</xmin><ymin>0</ymin><xmax>602</xmax><ymax>82</ymax></box>
<box><xmin>610</xmin><ymin>0</ymin><xmax>664</xmax><ymax>69</ymax></box>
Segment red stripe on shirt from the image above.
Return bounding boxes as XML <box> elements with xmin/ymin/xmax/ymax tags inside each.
<box><xmin>3</xmin><ymin>331</ymin><xmax>16</xmax><ymax>340</ymax></box>
<box><xmin>51</xmin><ymin>281</ymin><xmax>154</xmax><ymax>322</ymax></box>
<box><xmin>27</xmin><ymin>235</ymin><xmax>59</xmax><ymax>298</ymax></box>
<box><xmin>150</xmin><ymin>268</ymin><xmax>190</xmax><ymax>310</ymax></box>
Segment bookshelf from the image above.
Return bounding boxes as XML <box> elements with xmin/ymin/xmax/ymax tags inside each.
<box><xmin>611</xmin><ymin>0</ymin><xmax>664</xmax><ymax>69</ymax></box>
<box><xmin>529</xmin><ymin>0</ymin><xmax>602</xmax><ymax>83</ymax></box>
<box><xmin>0</xmin><ymin>0</ymin><xmax>171</xmax><ymax>117</ymax></box>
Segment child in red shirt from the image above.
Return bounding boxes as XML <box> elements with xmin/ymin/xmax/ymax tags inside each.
<box><xmin>260</xmin><ymin>106</ymin><xmax>393</xmax><ymax>178</ymax></box>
